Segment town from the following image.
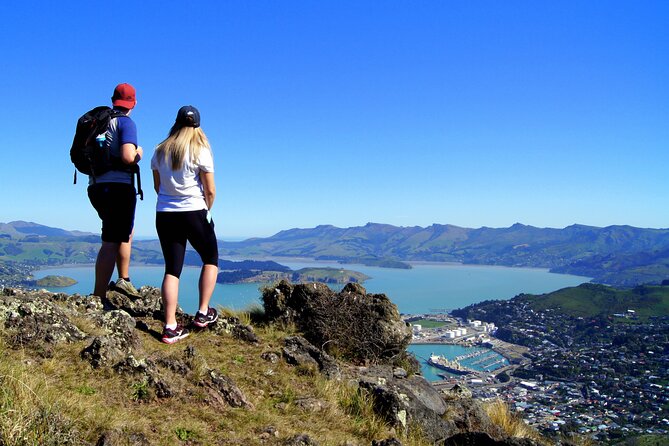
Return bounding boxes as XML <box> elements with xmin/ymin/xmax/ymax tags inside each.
<box><xmin>405</xmin><ymin>299</ymin><xmax>669</xmax><ymax>443</ymax></box>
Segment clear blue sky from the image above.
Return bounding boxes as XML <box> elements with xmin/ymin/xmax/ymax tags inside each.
<box><xmin>1</xmin><ymin>1</ymin><xmax>667</xmax><ymax>239</ymax></box>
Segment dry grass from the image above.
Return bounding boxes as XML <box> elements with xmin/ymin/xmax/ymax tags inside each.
<box><xmin>484</xmin><ymin>399</ymin><xmax>548</xmax><ymax>444</ymax></box>
<box><xmin>0</xmin><ymin>313</ymin><xmax>431</xmax><ymax>446</ymax></box>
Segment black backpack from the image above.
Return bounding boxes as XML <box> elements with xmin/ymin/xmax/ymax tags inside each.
<box><xmin>70</xmin><ymin>106</ymin><xmax>143</xmax><ymax>199</ymax></box>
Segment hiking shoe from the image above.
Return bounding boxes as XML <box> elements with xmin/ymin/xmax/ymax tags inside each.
<box><xmin>162</xmin><ymin>325</ymin><xmax>190</xmax><ymax>344</ymax></box>
<box><xmin>113</xmin><ymin>278</ymin><xmax>140</xmax><ymax>297</ymax></box>
<box><xmin>193</xmin><ymin>307</ymin><xmax>218</xmax><ymax>328</ymax></box>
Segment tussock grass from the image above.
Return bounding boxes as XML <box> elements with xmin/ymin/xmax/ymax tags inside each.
<box><xmin>559</xmin><ymin>432</ymin><xmax>596</xmax><ymax>446</ymax></box>
<box><xmin>0</xmin><ymin>310</ymin><xmax>430</xmax><ymax>445</ymax></box>
<box><xmin>484</xmin><ymin>399</ymin><xmax>547</xmax><ymax>444</ymax></box>
<box><xmin>0</xmin><ymin>342</ymin><xmax>82</xmax><ymax>445</ymax></box>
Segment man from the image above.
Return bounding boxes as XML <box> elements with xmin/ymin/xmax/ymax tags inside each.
<box><xmin>88</xmin><ymin>83</ymin><xmax>143</xmax><ymax>297</ymax></box>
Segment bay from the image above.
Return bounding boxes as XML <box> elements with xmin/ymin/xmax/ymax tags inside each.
<box><xmin>35</xmin><ymin>260</ymin><xmax>589</xmax><ymax>315</ymax></box>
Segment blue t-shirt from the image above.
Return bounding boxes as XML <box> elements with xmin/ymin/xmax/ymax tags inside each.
<box><xmin>88</xmin><ymin>114</ymin><xmax>138</xmax><ymax>185</ymax></box>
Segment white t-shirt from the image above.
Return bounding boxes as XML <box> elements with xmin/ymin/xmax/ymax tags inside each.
<box><xmin>150</xmin><ymin>146</ymin><xmax>214</xmax><ymax>212</ymax></box>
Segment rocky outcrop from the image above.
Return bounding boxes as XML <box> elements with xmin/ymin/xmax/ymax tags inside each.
<box><xmin>352</xmin><ymin>365</ymin><xmax>517</xmax><ymax>445</ymax></box>
<box><xmin>102</xmin><ymin>286</ymin><xmax>162</xmax><ymax>318</ymax></box>
<box><xmin>283</xmin><ymin>335</ymin><xmax>341</xmax><ymax>379</ymax></box>
<box><xmin>0</xmin><ymin>288</ymin><xmax>87</xmax><ymax>354</ymax></box>
<box><xmin>81</xmin><ymin>310</ymin><xmax>139</xmax><ymax>368</ymax></box>
<box><xmin>262</xmin><ymin>281</ymin><xmax>411</xmax><ymax>363</ymax></box>
<box><xmin>0</xmin><ymin>286</ymin><xmax>254</xmax><ymax>411</ymax></box>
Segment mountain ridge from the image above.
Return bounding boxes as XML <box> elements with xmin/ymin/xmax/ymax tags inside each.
<box><xmin>221</xmin><ymin>222</ymin><xmax>669</xmax><ymax>286</ymax></box>
<box><xmin>3</xmin><ymin>220</ymin><xmax>669</xmax><ymax>287</ymax></box>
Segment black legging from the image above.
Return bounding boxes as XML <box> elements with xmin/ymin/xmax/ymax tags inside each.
<box><xmin>156</xmin><ymin>209</ymin><xmax>218</xmax><ymax>278</ymax></box>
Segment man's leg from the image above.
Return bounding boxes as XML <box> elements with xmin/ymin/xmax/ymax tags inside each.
<box><xmin>94</xmin><ymin>241</ymin><xmax>120</xmax><ymax>297</ymax></box>
<box><xmin>116</xmin><ymin>230</ymin><xmax>134</xmax><ymax>280</ymax></box>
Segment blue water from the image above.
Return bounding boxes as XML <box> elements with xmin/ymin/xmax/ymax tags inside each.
<box><xmin>407</xmin><ymin>344</ymin><xmax>509</xmax><ymax>381</ymax></box>
<box><xmin>35</xmin><ymin>260</ymin><xmax>589</xmax><ymax>315</ymax></box>
<box><xmin>36</xmin><ymin>260</ymin><xmax>588</xmax><ymax>381</ymax></box>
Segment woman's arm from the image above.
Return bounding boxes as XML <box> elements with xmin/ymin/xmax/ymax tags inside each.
<box><xmin>152</xmin><ymin>170</ymin><xmax>161</xmax><ymax>194</ymax></box>
<box><xmin>200</xmin><ymin>171</ymin><xmax>216</xmax><ymax>210</ymax></box>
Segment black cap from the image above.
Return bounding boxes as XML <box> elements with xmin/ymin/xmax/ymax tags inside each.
<box><xmin>176</xmin><ymin>105</ymin><xmax>200</xmax><ymax>128</ymax></box>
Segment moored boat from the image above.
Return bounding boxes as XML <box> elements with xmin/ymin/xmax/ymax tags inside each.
<box><xmin>427</xmin><ymin>353</ymin><xmax>472</xmax><ymax>376</ymax></box>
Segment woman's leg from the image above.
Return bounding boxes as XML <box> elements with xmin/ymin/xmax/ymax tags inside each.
<box><xmin>162</xmin><ymin>273</ymin><xmax>180</xmax><ymax>326</ymax></box>
<box><xmin>156</xmin><ymin>212</ymin><xmax>187</xmax><ymax>326</ymax></box>
<box><xmin>187</xmin><ymin>209</ymin><xmax>220</xmax><ymax>314</ymax></box>
<box><xmin>198</xmin><ymin>264</ymin><xmax>218</xmax><ymax>313</ymax></box>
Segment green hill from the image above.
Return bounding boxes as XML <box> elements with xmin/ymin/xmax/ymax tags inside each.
<box><xmin>516</xmin><ymin>283</ymin><xmax>669</xmax><ymax>319</ymax></box>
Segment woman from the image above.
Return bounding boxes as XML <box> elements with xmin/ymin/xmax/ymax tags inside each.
<box><xmin>151</xmin><ymin>105</ymin><xmax>219</xmax><ymax>344</ymax></box>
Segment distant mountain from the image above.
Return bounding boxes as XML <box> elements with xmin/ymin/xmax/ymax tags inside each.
<box><xmin>221</xmin><ymin>222</ymin><xmax>669</xmax><ymax>286</ymax></box>
<box><xmin>0</xmin><ymin>221</ymin><xmax>95</xmax><ymax>239</ymax></box>
<box><xmin>3</xmin><ymin>220</ymin><xmax>669</xmax><ymax>287</ymax></box>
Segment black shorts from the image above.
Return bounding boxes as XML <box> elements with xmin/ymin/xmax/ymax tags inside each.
<box><xmin>156</xmin><ymin>209</ymin><xmax>219</xmax><ymax>278</ymax></box>
<box><xmin>88</xmin><ymin>183</ymin><xmax>136</xmax><ymax>243</ymax></box>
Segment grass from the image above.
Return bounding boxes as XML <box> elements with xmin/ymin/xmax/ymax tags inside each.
<box><xmin>411</xmin><ymin>318</ymin><xmax>447</xmax><ymax>329</ymax></box>
<box><xmin>523</xmin><ymin>284</ymin><xmax>669</xmax><ymax>319</ymax></box>
<box><xmin>483</xmin><ymin>399</ymin><xmax>547</xmax><ymax>444</ymax></box>
<box><xmin>0</xmin><ymin>315</ymin><xmax>430</xmax><ymax>446</ymax></box>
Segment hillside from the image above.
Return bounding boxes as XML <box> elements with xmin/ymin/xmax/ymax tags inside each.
<box><xmin>0</xmin><ymin>285</ymin><xmax>548</xmax><ymax>446</ymax></box>
<box><xmin>516</xmin><ymin>283</ymin><xmax>669</xmax><ymax>319</ymax></box>
<box><xmin>454</xmin><ymin>283</ymin><xmax>669</xmax><ymax>321</ymax></box>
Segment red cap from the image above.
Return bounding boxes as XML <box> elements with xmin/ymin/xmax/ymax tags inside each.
<box><xmin>111</xmin><ymin>83</ymin><xmax>136</xmax><ymax>109</ymax></box>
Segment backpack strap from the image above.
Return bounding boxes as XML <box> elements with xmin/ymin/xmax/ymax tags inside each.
<box><xmin>134</xmin><ymin>164</ymin><xmax>144</xmax><ymax>201</ymax></box>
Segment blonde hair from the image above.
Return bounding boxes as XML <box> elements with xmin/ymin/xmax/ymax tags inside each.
<box><xmin>155</xmin><ymin>125</ymin><xmax>211</xmax><ymax>171</ymax></box>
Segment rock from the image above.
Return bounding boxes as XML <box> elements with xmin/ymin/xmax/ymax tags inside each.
<box><xmin>392</xmin><ymin>368</ymin><xmax>408</xmax><ymax>379</ymax></box>
<box><xmin>283</xmin><ymin>336</ymin><xmax>341</xmax><ymax>379</ymax></box>
<box><xmin>0</xmin><ymin>290</ymin><xmax>87</xmax><ymax>350</ymax></box>
<box><xmin>202</xmin><ymin>369</ymin><xmax>254</xmax><ymax>409</ymax></box>
<box><xmin>101</xmin><ymin>287</ymin><xmax>162</xmax><ymax>318</ymax></box>
<box><xmin>442</xmin><ymin>383</ymin><xmax>473</xmax><ymax>400</ymax></box>
<box><xmin>81</xmin><ymin>310</ymin><xmax>140</xmax><ymax>369</ymax></box>
<box><xmin>262</xmin><ymin>281</ymin><xmax>411</xmax><ymax>363</ymax></box>
<box><xmin>210</xmin><ymin>315</ymin><xmax>259</xmax><ymax>343</ymax></box>
<box><xmin>96</xmin><ymin>430</ymin><xmax>150</xmax><ymax>446</ymax></box>
<box><xmin>357</xmin><ymin>366</ymin><xmax>456</xmax><ymax>443</ymax></box>
<box><xmin>261</xmin><ymin>351</ymin><xmax>280</xmax><ymax>363</ymax></box>
<box><xmin>285</xmin><ymin>434</ymin><xmax>319</xmax><ymax>446</ymax></box>
<box><xmin>341</xmin><ymin>282</ymin><xmax>367</xmax><ymax>295</ymax></box>
<box><xmin>295</xmin><ymin>397</ymin><xmax>328</xmax><ymax>412</ymax></box>
<box><xmin>156</xmin><ymin>355</ymin><xmax>191</xmax><ymax>376</ymax></box>
<box><xmin>113</xmin><ymin>355</ymin><xmax>174</xmax><ymax>399</ymax></box>
<box><xmin>442</xmin><ymin>432</ymin><xmax>540</xmax><ymax>446</ymax></box>
<box><xmin>260</xmin><ymin>426</ymin><xmax>279</xmax><ymax>439</ymax></box>
<box><xmin>372</xmin><ymin>439</ymin><xmax>403</xmax><ymax>446</ymax></box>
<box><xmin>96</xmin><ymin>310</ymin><xmax>137</xmax><ymax>343</ymax></box>
<box><xmin>232</xmin><ymin>323</ymin><xmax>259</xmax><ymax>343</ymax></box>
<box><xmin>81</xmin><ymin>336</ymin><xmax>126</xmax><ymax>369</ymax></box>
<box><xmin>442</xmin><ymin>398</ymin><xmax>505</xmax><ymax>439</ymax></box>
<box><xmin>51</xmin><ymin>292</ymin><xmax>104</xmax><ymax>313</ymax></box>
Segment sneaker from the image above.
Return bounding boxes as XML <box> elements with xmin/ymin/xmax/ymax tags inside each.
<box><xmin>193</xmin><ymin>307</ymin><xmax>218</xmax><ymax>328</ymax></box>
<box><xmin>162</xmin><ymin>325</ymin><xmax>190</xmax><ymax>344</ymax></box>
<box><xmin>113</xmin><ymin>278</ymin><xmax>140</xmax><ymax>297</ymax></box>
